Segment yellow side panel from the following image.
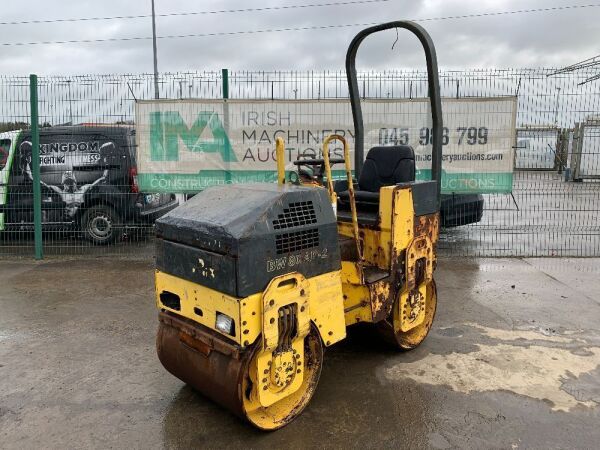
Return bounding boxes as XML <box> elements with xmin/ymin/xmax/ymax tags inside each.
<box><xmin>378</xmin><ymin>186</ymin><xmax>395</xmax><ymax>231</ymax></box>
<box><xmin>361</xmin><ymin>228</ymin><xmax>392</xmax><ymax>269</ymax></box>
<box><xmin>239</xmin><ymin>294</ymin><xmax>263</xmax><ymax>346</ymax></box>
<box><xmin>392</xmin><ymin>188</ymin><xmax>415</xmax><ymax>251</ymax></box>
<box><xmin>342</xmin><ymin>283</ymin><xmax>372</xmax><ymax>325</ymax></box>
<box><xmin>307</xmin><ymin>271</ymin><xmax>347</xmax><ymax>346</ymax></box>
<box><xmin>340</xmin><ymin>260</ymin><xmax>361</xmax><ymax>284</ymax></box>
<box><xmin>155</xmin><ymin>270</ymin><xmax>262</xmax><ymax>345</ymax></box>
<box><xmin>337</xmin><ymin>221</ymin><xmax>355</xmax><ymax>239</ymax></box>
<box><xmin>338</xmin><ymin>219</ymin><xmax>392</xmax><ymax>269</ymax></box>
<box><xmin>340</xmin><ymin>261</ymin><xmax>373</xmax><ymax>325</ymax></box>
<box><xmin>336</xmin><ymin>186</ymin><xmax>396</xmax><ymax>270</ymax></box>
<box><xmin>155</xmin><ymin>270</ymin><xmax>346</xmax><ymax>348</ymax></box>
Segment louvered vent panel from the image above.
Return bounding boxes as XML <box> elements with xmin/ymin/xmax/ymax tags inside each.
<box><xmin>272</xmin><ymin>201</ymin><xmax>316</xmax><ymax>230</ymax></box>
<box><xmin>275</xmin><ymin>229</ymin><xmax>319</xmax><ymax>254</ymax></box>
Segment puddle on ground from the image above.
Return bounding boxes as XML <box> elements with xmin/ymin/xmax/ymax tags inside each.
<box><xmin>385</xmin><ymin>324</ymin><xmax>600</xmax><ymax>411</ymax></box>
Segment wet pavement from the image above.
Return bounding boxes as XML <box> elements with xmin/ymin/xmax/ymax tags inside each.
<box><xmin>0</xmin><ymin>257</ymin><xmax>599</xmax><ymax>449</ymax></box>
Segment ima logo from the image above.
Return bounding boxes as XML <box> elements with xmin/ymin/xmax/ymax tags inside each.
<box><xmin>150</xmin><ymin>111</ymin><xmax>237</xmax><ymax>162</ymax></box>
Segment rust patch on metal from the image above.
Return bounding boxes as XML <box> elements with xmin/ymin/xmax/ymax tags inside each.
<box><xmin>368</xmin><ymin>281</ymin><xmax>393</xmax><ymax>322</ymax></box>
<box><xmin>402</xmin><ymin>213</ymin><xmax>439</xmax><ymax>293</ymax></box>
<box><xmin>156</xmin><ymin>311</ymin><xmax>252</xmax><ymax>420</ymax></box>
<box><xmin>344</xmin><ymin>300</ymin><xmax>369</xmax><ymax>313</ymax></box>
<box><xmin>159</xmin><ymin>311</ymin><xmax>241</xmax><ymax>359</ymax></box>
<box><xmin>415</xmin><ymin>212</ymin><xmax>440</xmax><ymax>246</ymax></box>
<box><xmin>179</xmin><ymin>331</ymin><xmax>212</xmax><ymax>356</ymax></box>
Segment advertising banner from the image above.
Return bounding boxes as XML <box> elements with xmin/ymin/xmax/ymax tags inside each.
<box><xmin>135</xmin><ymin>97</ymin><xmax>517</xmax><ymax>193</ymax></box>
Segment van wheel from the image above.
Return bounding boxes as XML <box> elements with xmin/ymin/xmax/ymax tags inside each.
<box><xmin>81</xmin><ymin>205</ymin><xmax>122</xmax><ymax>245</ymax></box>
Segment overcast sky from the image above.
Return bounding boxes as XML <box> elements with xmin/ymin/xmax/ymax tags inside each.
<box><xmin>1</xmin><ymin>0</ymin><xmax>599</xmax><ymax>75</ymax></box>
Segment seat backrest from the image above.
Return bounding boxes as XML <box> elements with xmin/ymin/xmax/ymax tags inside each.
<box><xmin>358</xmin><ymin>145</ymin><xmax>415</xmax><ymax>192</ymax></box>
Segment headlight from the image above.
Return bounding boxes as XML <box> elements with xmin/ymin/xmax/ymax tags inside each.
<box><xmin>215</xmin><ymin>312</ymin><xmax>235</xmax><ymax>336</ymax></box>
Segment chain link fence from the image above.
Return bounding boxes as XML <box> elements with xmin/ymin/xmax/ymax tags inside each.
<box><xmin>0</xmin><ymin>69</ymin><xmax>598</xmax><ymax>257</ymax></box>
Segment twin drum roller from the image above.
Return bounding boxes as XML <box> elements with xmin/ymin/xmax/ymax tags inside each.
<box><xmin>153</xmin><ymin>21</ymin><xmax>443</xmax><ymax>430</ymax></box>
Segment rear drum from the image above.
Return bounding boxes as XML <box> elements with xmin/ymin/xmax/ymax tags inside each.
<box><xmin>377</xmin><ymin>279</ymin><xmax>437</xmax><ymax>350</ymax></box>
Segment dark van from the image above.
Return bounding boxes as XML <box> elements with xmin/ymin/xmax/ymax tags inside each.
<box><xmin>0</xmin><ymin>126</ymin><xmax>177</xmax><ymax>244</ymax></box>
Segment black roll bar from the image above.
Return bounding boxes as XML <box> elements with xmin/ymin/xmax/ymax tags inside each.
<box><xmin>345</xmin><ymin>21</ymin><xmax>443</xmax><ymax>206</ymax></box>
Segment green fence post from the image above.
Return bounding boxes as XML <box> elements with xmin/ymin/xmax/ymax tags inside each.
<box><xmin>222</xmin><ymin>68</ymin><xmax>229</xmax><ymax>99</ymax></box>
<box><xmin>222</xmin><ymin>69</ymin><xmax>231</xmax><ymax>184</ymax></box>
<box><xmin>29</xmin><ymin>74</ymin><xmax>43</xmax><ymax>260</ymax></box>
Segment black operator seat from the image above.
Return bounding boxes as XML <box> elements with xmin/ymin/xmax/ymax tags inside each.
<box><xmin>359</xmin><ymin>145</ymin><xmax>415</xmax><ymax>192</ymax></box>
<box><xmin>337</xmin><ymin>145</ymin><xmax>416</xmax><ymax>222</ymax></box>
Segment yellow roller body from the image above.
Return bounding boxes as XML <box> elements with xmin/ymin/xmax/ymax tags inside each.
<box><xmin>155</xmin><ymin>270</ymin><xmax>345</xmax><ymax>429</ymax></box>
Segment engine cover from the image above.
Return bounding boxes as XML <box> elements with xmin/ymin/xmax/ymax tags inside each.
<box><xmin>155</xmin><ymin>183</ymin><xmax>341</xmax><ymax>297</ymax></box>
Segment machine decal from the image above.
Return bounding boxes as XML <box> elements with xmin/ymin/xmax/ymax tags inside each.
<box><xmin>267</xmin><ymin>247</ymin><xmax>329</xmax><ymax>272</ymax></box>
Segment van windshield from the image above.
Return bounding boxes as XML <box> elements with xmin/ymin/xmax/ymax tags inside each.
<box><xmin>0</xmin><ymin>139</ymin><xmax>10</xmax><ymax>170</ymax></box>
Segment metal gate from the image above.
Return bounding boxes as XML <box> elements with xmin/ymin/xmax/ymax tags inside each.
<box><xmin>571</xmin><ymin>120</ymin><xmax>600</xmax><ymax>181</ymax></box>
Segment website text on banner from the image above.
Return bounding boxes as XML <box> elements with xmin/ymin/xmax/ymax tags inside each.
<box><xmin>135</xmin><ymin>97</ymin><xmax>517</xmax><ymax>194</ymax></box>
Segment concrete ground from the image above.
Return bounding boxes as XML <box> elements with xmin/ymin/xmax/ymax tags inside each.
<box><xmin>1</xmin><ymin>257</ymin><xmax>599</xmax><ymax>449</ymax></box>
